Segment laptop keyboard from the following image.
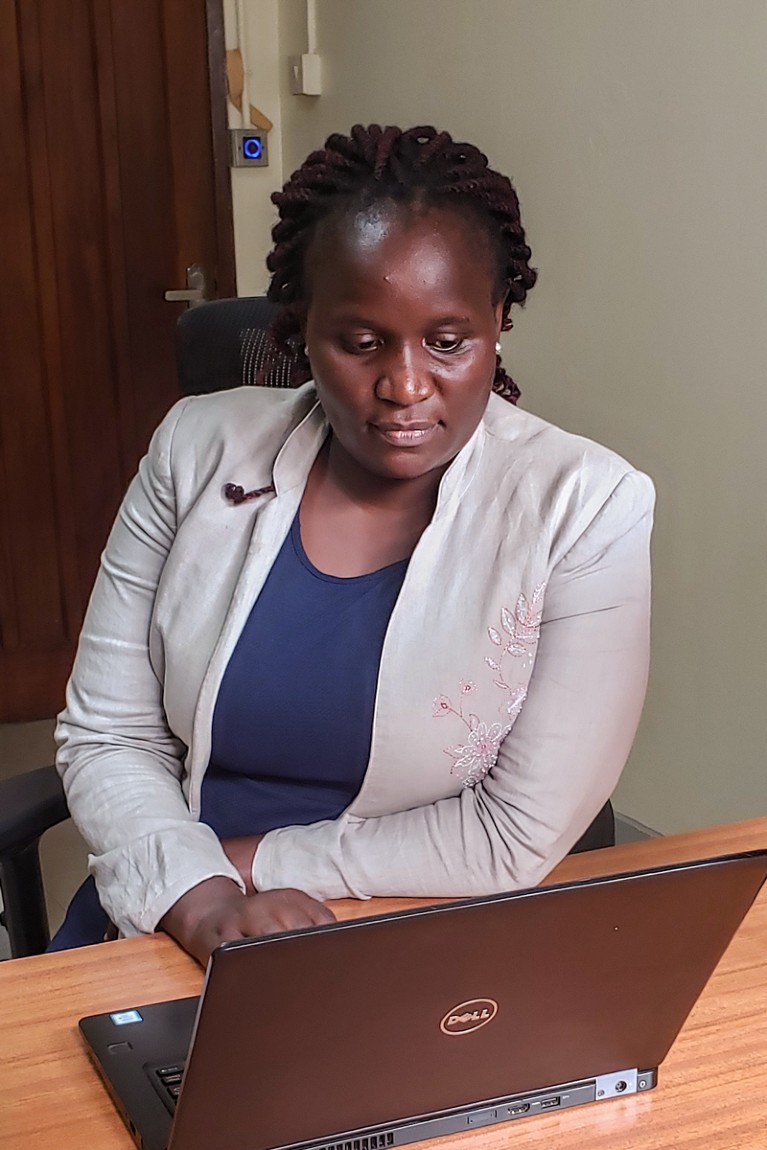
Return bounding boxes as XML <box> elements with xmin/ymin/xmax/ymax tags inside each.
<box><xmin>153</xmin><ymin>1061</ymin><xmax>186</xmax><ymax>1108</ymax></box>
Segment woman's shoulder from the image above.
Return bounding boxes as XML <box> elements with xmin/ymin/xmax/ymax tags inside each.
<box><xmin>146</xmin><ymin>384</ymin><xmax>317</xmax><ymax>468</ymax></box>
<box><xmin>169</xmin><ymin>383</ymin><xmax>317</xmax><ymax>444</ymax></box>
<box><xmin>483</xmin><ymin>393</ymin><xmax>650</xmax><ymax>490</ymax></box>
<box><xmin>479</xmin><ymin>394</ymin><xmax>654</xmax><ymax>536</ymax></box>
<box><xmin>140</xmin><ymin>384</ymin><xmax>321</xmax><ymax>498</ymax></box>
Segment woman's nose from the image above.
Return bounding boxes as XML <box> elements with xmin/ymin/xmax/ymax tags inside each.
<box><xmin>375</xmin><ymin>344</ymin><xmax>433</xmax><ymax>405</ymax></box>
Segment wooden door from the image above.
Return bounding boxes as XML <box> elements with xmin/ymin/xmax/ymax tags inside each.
<box><xmin>0</xmin><ymin>0</ymin><xmax>235</xmax><ymax>721</ymax></box>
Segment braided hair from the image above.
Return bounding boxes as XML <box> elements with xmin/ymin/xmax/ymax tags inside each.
<box><xmin>266</xmin><ymin>124</ymin><xmax>537</xmax><ymax>404</ymax></box>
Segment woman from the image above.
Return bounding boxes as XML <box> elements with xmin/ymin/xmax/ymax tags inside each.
<box><xmin>53</xmin><ymin>125</ymin><xmax>654</xmax><ymax>965</ymax></box>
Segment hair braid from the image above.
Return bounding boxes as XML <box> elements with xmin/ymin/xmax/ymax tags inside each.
<box><xmin>266</xmin><ymin>124</ymin><xmax>537</xmax><ymax>403</ymax></box>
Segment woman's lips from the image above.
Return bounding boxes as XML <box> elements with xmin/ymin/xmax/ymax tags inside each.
<box><xmin>372</xmin><ymin>423</ymin><xmax>438</xmax><ymax>447</ymax></box>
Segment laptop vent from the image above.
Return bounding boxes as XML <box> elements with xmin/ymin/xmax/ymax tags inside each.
<box><xmin>322</xmin><ymin>1133</ymin><xmax>395</xmax><ymax>1150</ymax></box>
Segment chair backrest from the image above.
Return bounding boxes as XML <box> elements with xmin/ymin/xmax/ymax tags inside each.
<box><xmin>175</xmin><ymin>296</ymin><xmax>298</xmax><ymax>396</ymax></box>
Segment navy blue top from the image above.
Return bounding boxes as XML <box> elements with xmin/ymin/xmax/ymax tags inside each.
<box><xmin>49</xmin><ymin>512</ymin><xmax>408</xmax><ymax>952</ymax></box>
<box><xmin>199</xmin><ymin>512</ymin><xmax>409</xmax><ymax>838</ymax></box>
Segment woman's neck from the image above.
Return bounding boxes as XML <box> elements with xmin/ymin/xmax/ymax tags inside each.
<box><xmin>299</xmin><ymin>437</ymin><xmax>446</xmax><ymax>576</ymax></box>
<box><xmin>321</xmin><ymin>435</ymin><xmax>447</xmax><ymax>516</ymax></box>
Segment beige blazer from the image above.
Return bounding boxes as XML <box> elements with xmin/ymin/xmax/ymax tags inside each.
<box><xmin>56</xmin><ymin>385</ymin><xmax>654</xmax><ymax>935</ymax></box>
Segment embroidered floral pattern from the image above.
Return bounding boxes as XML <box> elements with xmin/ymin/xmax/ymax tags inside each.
<box><xmin>446</xmin><ymin>719</ymin><xmax>509</xmax><ymax>787</ymax></box>
<box><xmin>504</xmin><ymin>684</ymin><xmax>528</xmax><ymax>722</ymax></box>
<box><xmin>486</xmin><ymin>585</ymin><xmax>545</xmax><ymax>663</ymax></box>
<box><xmin>433</xmin><ymin>585</ymin><xmax>545</xmax><ymax>787</ymax></box>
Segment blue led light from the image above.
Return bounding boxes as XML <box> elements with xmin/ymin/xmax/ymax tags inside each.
<box><xmin>243</xmin><ymin>137</ymin><xmax>263</xmax><ymax>160</ymax></box>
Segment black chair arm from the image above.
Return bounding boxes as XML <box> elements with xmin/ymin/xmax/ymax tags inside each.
<box><xmin>570</xmin><ymin>800</ymin><xmax>615</xmax><ymax>854</ymax></box>
<box><xmin>0</xmin><ymin>765</ymin><xmax>70</xmax><ymax>957</ymax></box>
<box><xmin>0</xmin><ymin>764</ymin><xmax>69</xmax><ymax>853</ymax></box>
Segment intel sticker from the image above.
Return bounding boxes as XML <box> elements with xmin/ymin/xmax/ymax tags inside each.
<box><xmin>110</xmin><ymin>1009</ymin><xmax>143</xmax><ymax>1026</ymax></box>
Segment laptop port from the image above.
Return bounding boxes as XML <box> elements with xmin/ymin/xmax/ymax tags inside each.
<box><xmin>507</xmin><ymin>1103</ymin><xmax>531</xmax><ymax>1117</ymax></box>
<box><xmin>540</xmin><ymin>1096</ymin><xmax>561</xmax><ymax>1109</ymax></box>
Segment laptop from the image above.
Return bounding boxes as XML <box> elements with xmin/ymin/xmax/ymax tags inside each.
<box><xmin>80</xmin><ymin>850</ymin><xmax>767</xmax><ymax>1150</ymax></box>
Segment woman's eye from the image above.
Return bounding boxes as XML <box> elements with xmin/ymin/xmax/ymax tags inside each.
<box><xmin>343</xmin><ymin>336</ymin><xmax>379</xmax><ymax>354</ymax></box>
<box><xmin>430</xmin><ymin>336</ymin><xmax>464</xmax><ymax>353</ymax></box>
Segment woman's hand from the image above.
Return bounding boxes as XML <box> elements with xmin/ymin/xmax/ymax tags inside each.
<box><xmin>158</xmin><ymin>877</ymin><xmax>336</xmax><ymax>967</ymax></box>
<box><xmin>220</xmin><ymin>834</ymin><xmax>264</xmax><ymax>894</ymax></box>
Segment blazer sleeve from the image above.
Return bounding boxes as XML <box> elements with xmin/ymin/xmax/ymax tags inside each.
<box><xmin>55</xmin><ymin>399</ymin><xmax>245</xmax><ymax>936</ymax></box>
<box><xmin>252</xmin><ymin>469</ymin><xmax>655</xmax><ymax>900</ymax></box>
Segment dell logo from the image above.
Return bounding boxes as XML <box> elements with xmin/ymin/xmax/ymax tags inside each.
<box><xmin>440</xmin><ymin>998</ymin><xmax>498</xmax><ymax>1035</ymax></box>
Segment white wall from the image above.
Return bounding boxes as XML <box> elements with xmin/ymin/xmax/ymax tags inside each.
<box><xmin>236</xmin><ymin>0</ymin><xmax>767</xmax><ymax>833</ymax></box>
<box><xmin>223</xmin><ymin>0</ymin><xmax>284</xmax><ymax>294</ymax></box>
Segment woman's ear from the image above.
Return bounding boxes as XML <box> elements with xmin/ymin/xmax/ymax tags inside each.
<box><xmin>493</xmin><ymin>297</ymin><xmax>506</xmax><ymax>339</ymax></box>
<box><xmin>295</xmin><ymin>302</ymin><xmax>309</xmax><ymax>348</ymax></box>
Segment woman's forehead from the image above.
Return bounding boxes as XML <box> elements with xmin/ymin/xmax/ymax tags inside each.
<box><xmin>304</xmin><ymin>202</ymin><xmax>496</xmax><ymax>303</ymax></box>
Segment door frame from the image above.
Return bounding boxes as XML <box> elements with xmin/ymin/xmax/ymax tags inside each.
<box><xmin>206</xmin><ymin>0</ymin><xmax>237</xmax><ymax>298</ymax></box>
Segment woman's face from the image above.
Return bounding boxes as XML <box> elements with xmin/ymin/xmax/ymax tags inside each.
<box><xmin>302</xmin><ymin>203</ymin><xmax>505</xmax><ymax>486</ymax></box>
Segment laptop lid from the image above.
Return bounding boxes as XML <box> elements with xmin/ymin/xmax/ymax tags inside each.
<box><xmin>81</xmin><ymin>850</ymin><xmax>767</xmax><ymax>1150</ymax></box>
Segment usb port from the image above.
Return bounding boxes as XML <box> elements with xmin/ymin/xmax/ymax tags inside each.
<box><xmin>540</xmin><ymin>1096</ymin><xmax>561</xmax><ymax>1110</ymax></box>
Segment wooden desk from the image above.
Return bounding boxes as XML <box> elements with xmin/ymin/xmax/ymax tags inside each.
<box><xmin>2</xmin><ymin>819</ymin><xmax>766</xmax><ymax>1150</ymax></box>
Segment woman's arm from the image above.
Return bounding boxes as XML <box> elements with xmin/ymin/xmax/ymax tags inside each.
<box><xmin>56</xmin><ymin>399</ymin><xmax>247</xmax><ymax>936</ymax></box>
<box><xmin>250</xmin><ymin>470</ymin><xmax>655</xmax><ymax>899</ymax></box>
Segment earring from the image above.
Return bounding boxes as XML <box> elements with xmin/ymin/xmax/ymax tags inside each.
<box><xmin>495</xmin><ymin>341</ymin><xmax>502</xmax><ymax>355</ymax></box>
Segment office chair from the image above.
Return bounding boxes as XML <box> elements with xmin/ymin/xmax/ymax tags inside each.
<box><xmin>175</xmin><ymin>295</ymin><xmax>298</xmax><ymax>394</ymax></box>
<box><xmin>0</xmin><ymin>296</ymin><xmax>614</xmax><ymax>957</ymax></box>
